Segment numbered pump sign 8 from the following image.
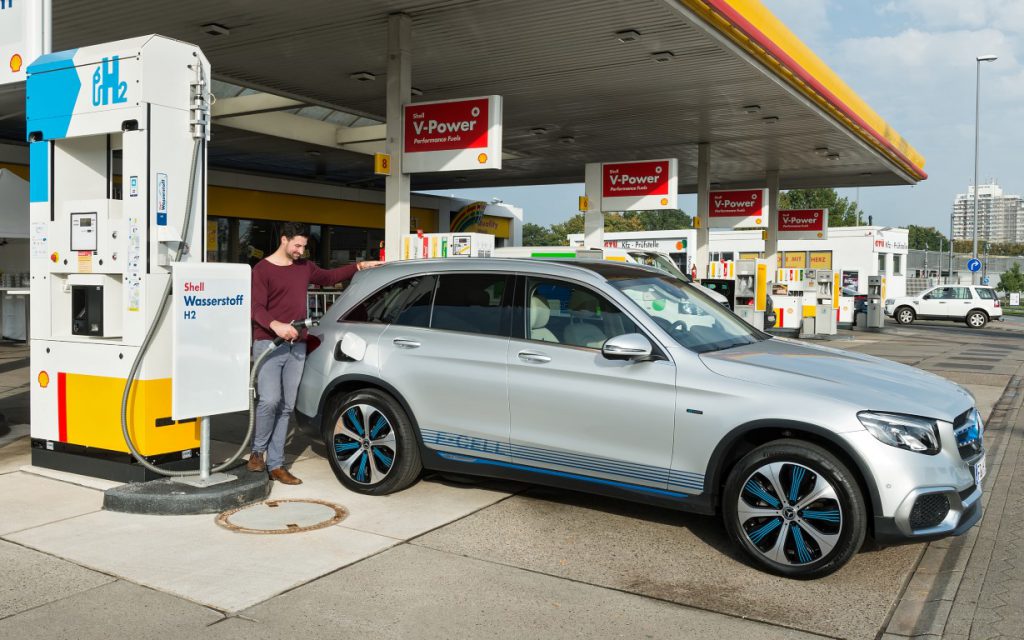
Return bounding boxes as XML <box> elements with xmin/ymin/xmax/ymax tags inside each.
<box><xmin>171</xmin><ymin>263</ymin><xmax>251</xmax><ymax>421</ymax></box>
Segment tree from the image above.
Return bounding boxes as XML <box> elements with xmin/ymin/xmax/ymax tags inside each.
<box><xmin>521</xmin><ymin>222</ymin><xmax>561</xmax><ymax>247</ymax></box>
<box><xmin>908</xmin><ymin>225</ymin><xmax>949</xmax><ymax>251</ymax></box>
<box><xmin>997</xmin><ymin>262</ymin><xmax>1024</xmax><ymax>293</ymax></box>
<box><xmin>778</xmin><ymin>188</ymin><xmax>864</xmax><ymax>227</ymax></box>
<box><xmin>622</xmin><ymin>209</ymin><xmax>692</xmax><ymax>231</ymax></box>
<box><xmin>549</xmin><ymin>212</ymin><xmax>644</xmax><ymax>244</ymax></box>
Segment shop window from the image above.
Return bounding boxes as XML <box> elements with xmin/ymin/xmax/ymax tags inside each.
<box><xmin>893</xmin><ymin>255</ymin><xmax>904</xmax><ymax>276</ymax></box>
<box><xmin>877</xmin><ymin>253</ymin><xmax>887</xmax><ymax>275</ymax></box>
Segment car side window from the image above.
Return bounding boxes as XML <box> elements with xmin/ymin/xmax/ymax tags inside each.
<box><xmin>923</xmin><ymin>288</ymin><xmax>946</xmax><ymax>300</ymax></box>
<box><xmin>342</xmin><ymin>275</ymin><xmax>436</xmax><ymax>327</ymax></box>
<box><xmin>431</xmin><ymin>273</ymin><xmax>511</xmax><ymax>337</ymax></box>
<box><xmin>976</xmin><ymin>288</ymin><xmax>997</xmax><ymax>300</ymax></box>
<box><xmin>951</xmin><ymin>287</ymin><xmax>972</xmax><ymax>300</ymax></box>
<box><xmin>526</xmin><ymin>278</ymin><xmax>638</xmax><ymax>349</ymax></box>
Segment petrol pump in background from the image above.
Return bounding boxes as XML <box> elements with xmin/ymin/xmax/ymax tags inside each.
<box><xmin>866</xmin><ymin>275</ymin><xmax>886</xmax><ymax>329</ymax></box>
<box><xmin>813</xmin><ymin>269</ymin><xmax>838</xmax><ymax>336</ymax></box>
<box><xmin>732</xmin><ymin>260</ymin><xmax>769</xmax><ymax>329</ymax></box>
<box><xmin>772</xmin><ymin>268</ymin><xmax>806</xmax><ymax>330</ymax></box>
<box><xmin>703</xmin><ymin>259</ymin><xmax>770</xmax><ymax>329</ymax></box>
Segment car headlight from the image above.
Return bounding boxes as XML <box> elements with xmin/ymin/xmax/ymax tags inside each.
<box><xmin>858</xmin><ymin>412</ymin><xmax>941</xmax><ymax>455</ymax></box>
<box><xmin>884</xmin><ymin>299</ymin><xmax>894</xmax><ymax>306</ymax></box>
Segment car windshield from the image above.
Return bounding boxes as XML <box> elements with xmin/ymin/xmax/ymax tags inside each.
<box><xmin>608</xmin><ymin>274</ymin><xmax>769</xmax><ymax>353</ymax></box>
<box><xmin>629</xmin><ymin>251</ymin><xmax>689</xmax><ymax>280</ymax></box>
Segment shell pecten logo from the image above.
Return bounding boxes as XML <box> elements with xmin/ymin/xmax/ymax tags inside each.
<box><xmin>9</xmin><ymin>54</ymin><xmax>22</xmax><ymax>73</ymax></box>
<box><xmin>817</xmin><ymin>232</ymin><xmax>824</xmax><ymax>238</ymax></box>
<box><xmin>477</xmin><ymin>153</ymin><xmax>488</xmax><ymax>164</ymax></box>
<box><xmin>755</xmin><ymin>218</ymin><xmax>762</xmax><ymax>225</ymax></box>
<box><xmin>660</xmin><ymin>198</ymin><xmax>669</xmax><ymax>206</ymax></box>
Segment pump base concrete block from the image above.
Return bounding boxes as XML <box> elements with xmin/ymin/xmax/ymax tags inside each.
<box><xmin>103</xmin><ymin>466</ymin><xmax>271</xmax><ymax>515</ymax></box>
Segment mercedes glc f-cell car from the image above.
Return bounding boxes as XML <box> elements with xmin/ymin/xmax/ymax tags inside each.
<box><xmin>296</xmin><ymin>259</ymin><xmax>984</xmax><ymax>579</ymax></box>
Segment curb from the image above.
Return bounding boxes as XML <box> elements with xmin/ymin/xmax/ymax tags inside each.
<box><xmin>882</xmin><ymin>373</ymin><xmax>1024</xmax><ymax>639</ymax></box>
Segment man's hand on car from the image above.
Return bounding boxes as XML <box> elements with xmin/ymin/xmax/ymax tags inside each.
<box><xmin>356</xmin><ymin>261</ymin><xmax>383</xmax><ymax>271</ymax></box>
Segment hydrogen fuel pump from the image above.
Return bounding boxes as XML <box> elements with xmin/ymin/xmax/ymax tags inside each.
<box><xmin>27</xmin><ymin>36</ymin><xmax>251</xmax><ymax>482</ymax></box>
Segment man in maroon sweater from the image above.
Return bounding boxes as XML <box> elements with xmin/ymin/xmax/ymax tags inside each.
<box><xmin>249</xmin><ymin>222</ymin><xmax>380</xmax><ymax>484</ymax></box>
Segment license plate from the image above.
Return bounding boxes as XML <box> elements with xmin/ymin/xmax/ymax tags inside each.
<box><xmin>974</xmin><ymin>457</ymin><xmax>987</xmax><ymax>485</ymax></box>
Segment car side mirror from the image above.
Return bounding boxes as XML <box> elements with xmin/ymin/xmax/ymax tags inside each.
<box><xmin>602</xmin><ymin>333</ymin><xmax>655</xmax><ymax>361</ymax></box>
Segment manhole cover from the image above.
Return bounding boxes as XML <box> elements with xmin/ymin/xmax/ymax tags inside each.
<box><xmin>216</xmin><ymin>499</ymin><xmax>347</xmax><ymax>534</ymax></box>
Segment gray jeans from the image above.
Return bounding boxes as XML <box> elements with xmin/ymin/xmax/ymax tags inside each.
<box><xmin>253</xmin><ymin>340</ymin><xmax>306</xmax><ymax>470</ymax></box>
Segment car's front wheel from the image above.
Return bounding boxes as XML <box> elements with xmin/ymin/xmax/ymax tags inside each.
<box><xmin>723</xmin><ymin>440</ymin><xmax>867</xmax><ymax>579</ymax></box>
<box><xmin>324</xmin><ymin>389</ymin><xmax>422</xmax><ymax>495</ymax></box>
<box><xmin>895</xmin><ymin>306</ymin><xmax>915</xmax><ymax>325</ymax></box>
<box><xmin>965</xmin><ymin>310</ymin><xmax>988</xmax><ymax>329</ymax></box>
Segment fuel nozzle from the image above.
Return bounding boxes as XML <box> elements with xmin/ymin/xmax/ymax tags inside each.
<box><xmin>273</xmin><ymin>318</ymin><xmax>319</xmax><ymax>346</ymax></box>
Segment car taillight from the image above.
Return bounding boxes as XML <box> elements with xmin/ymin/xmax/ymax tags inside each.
<box><xmin>306</xmin><ymin>335</ymin><xmax>322</xmax><ymax>354</ymax></box>
<box><xmin>994</xmin><ymin>300</ymin><xmax>1001</xmax><ymax>308</ymax></box>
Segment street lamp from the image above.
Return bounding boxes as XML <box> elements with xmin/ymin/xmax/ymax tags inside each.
<box><xmin>972</xmin><ymin>54</ymin><xmax>997</xmax><ymax>284</ymax></box>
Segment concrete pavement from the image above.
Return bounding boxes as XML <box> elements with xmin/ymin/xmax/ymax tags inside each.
<box><xmin>1</xmin><ymin>320</ymin><xmax>1023</xmax><ymax>639</ymax></box>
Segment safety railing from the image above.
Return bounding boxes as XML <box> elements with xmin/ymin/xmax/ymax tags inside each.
<box><xmin>307</xmin><ymin>289</ymin><xmax>344</xmax><ymax>321</ymax></box>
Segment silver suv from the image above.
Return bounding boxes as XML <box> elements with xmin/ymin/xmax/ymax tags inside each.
<box><xmin>296</xmin><ymin>259</ymin><xmax>984</xmax><ymax>578</ymax></box>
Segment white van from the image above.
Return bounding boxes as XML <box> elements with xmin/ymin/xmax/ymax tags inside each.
<box><xmin>492</xmin><ymin>246</ymin><xmax>730</xmax><ymax>306</ymax></box>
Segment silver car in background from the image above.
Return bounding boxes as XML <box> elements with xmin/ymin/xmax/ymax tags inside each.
<box><xmin>296</xmin><ymin>259</ymin><xmax>984</xmax><ymax>579</ymax></box>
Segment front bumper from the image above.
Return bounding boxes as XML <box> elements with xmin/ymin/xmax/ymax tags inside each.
<box><xmin>874</xmin><ymin>483</ymin><xmax>982</xmax><ymax>543</ymax></box>
<box><xmin>842</xmin><ymin>421</ymin><xmax>983</xmax><ymax>544</ymax></box>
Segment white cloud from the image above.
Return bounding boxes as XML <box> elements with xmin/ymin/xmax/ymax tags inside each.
<box><xmin>882</xmin><ymin>0</ymin><xmax>1024</xmax><ymax>33</ymax></box>
<box><xmin>835</xmin><ymin>28</ymin><xmax>1019</xmax><ymax>104</ymax></box>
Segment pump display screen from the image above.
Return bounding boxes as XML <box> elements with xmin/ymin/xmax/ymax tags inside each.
<box><xmin>70</xmin><ymin>212</ymin><xmax>98</xmax><ymax>252</ymax></box>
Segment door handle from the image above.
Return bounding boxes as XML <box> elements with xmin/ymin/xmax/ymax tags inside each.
<box><xmin>393</xmin><ymin>338</ymin><xmax>421</xmax><ymax>349</ymax></box>
<box><xmin>517</xmin><ymin>350</ymin><xmax>551</xmax><ymax>364</ymax></box>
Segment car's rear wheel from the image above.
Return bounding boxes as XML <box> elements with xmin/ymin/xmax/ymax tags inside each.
<box><xmin>895</xmin><ymin>306</ymin><xmax>915</xmax><ymax>324</ymax></box>
<box><xmin>966</xmin><ymin>310</ymin><xmax>988</xmax><ymax>329</ymax></box>
<box><xmin>723</xmin><ymin>440</ymin><xmax>867</xmax><ymax>579</ymax></box>
<box><xmin>324</xmin><ymin>389</ymin><xmax>422</xmax><ymax>495</ymax></box>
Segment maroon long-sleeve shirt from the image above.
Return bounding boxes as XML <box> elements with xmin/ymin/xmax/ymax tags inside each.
<box><xmin>251</xmin><ymin>259</ymin><xmax>358</xmax><ymax>342</ymax></box>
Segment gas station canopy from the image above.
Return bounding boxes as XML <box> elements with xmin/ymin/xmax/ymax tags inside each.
<box><xmin>0</xmin><ymin>0</ymin><xmax>926</xmax><ymax>192</ymax></box>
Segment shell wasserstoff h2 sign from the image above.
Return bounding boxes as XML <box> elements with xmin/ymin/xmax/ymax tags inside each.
<box><xmin>585</xmin><ymin>159</ymin><xmax>678</xmax><ymax>212</ymax></box>
<box><xmin>778</xmin><ymin>208</ymin><xmax>828</xmax><ymax>240</ymax></box>
<box><xmin>402</xmin><ymin>96</ymin><xmax>502</xmax><ymax>173</ymax></box>
<box><xmin>709</xmin><ymin>188</ymin><xmax>768</xmax><ymax>228</ymax></box>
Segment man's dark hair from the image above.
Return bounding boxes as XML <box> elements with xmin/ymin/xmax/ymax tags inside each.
<box><xmin>280</xmin><ymin>222</ymin><xmax>310</xmax><ymax>240</ymax></box>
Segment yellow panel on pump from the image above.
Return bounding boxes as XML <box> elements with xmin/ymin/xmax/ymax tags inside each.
<box><xmin>61</xmin><ymin>374</ymin><xmax>198</xmax><ymax>456</ymax></box>
<box><xmin>756</xmin><ymin>262</ymin><xmax>767</xmax><ymax>312</ymax></box>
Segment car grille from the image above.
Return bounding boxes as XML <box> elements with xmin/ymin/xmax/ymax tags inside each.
<box><xmin>909</xmin><ymin>494</ymin><xmax>951</xmax><ymax>530</ymax></box>
<box><xmin>953</xmin><ymin>409</ymin><xmax>984</xmax><ymax>460</ymax></box>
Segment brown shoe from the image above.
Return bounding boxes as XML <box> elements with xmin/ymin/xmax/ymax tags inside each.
<box><xmin>270</xmin><ymin>467</ymin><xmax>302</xmax><ymax>485</ymax></box>
<box><xmin>246</xmin><ymin>452</ymin><xmax>266</xmax><ymax>473</ymax></box>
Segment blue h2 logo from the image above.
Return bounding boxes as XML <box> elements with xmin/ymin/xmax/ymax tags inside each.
<box><xmin>91</xmin><ymin>56</ymin><xmax>128</xmax><ymax>106</ymax></box>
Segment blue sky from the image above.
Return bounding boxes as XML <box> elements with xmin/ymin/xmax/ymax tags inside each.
<box><xmin>424</xmin><ymin>1</ymin><xmax>1024</xmax><ymax>234</ymax></box>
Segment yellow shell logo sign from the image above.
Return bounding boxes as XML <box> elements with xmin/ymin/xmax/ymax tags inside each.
<box><xmin>817</xmin><ymin>232</ymin><xmax>823</xmax><ymax>238</ymax></box>
<box><xmin>660</xmin><ymin>198</ymin><xmax>669</xmax><ymax>206</ymax></box>
<box><xmin>9</xmin><ymin>54</ymin><xmax>22</xmax><ymax>73</ymax></box>
<box><xmin>477</xmin><ymin>153</ymin><xmax>488</xmax><ymax>164</ymax></box>
<box><xmin>755</xmin><ymin>218</ymin><xmax>762</xmax><ymax>225</ymax></box>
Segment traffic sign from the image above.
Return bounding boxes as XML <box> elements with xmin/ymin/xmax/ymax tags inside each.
<box><xmin>982</xmin><ymin>276</ymin><xmax>990</xmax><ymax>286</ymax></box>
<box><xmin>967</xmin><ymin>258</ymin><xmax>982</xmax><ymax>273</ymax></box>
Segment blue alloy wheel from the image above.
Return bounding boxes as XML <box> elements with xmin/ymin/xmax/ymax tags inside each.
<box><xmin>738</xmin><ymin>462</ymin><xmax>842</xmax><ymax>566</ymax></box>
<box><xmin>333</xmin><ymin>403</ymin><xmax>397</xmax><ymax>485</ymax></box>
